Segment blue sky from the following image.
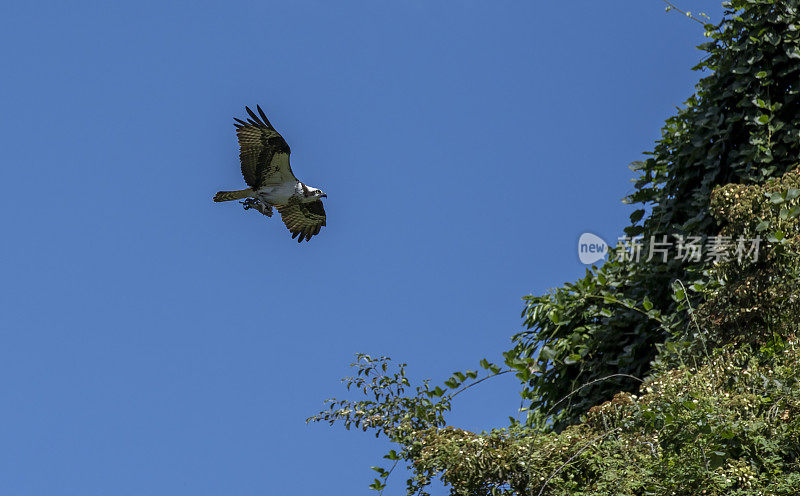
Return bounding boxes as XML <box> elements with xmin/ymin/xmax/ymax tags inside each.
<box><xmin>1</xmin><ymin>1</ymin><xmax>724</xmax><ymax>494</ymax></box>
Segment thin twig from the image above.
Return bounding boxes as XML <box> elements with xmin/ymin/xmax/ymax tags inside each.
<box><xmin>377</xmin><ymin>459</ymin><xmax>400</xmax><ymax>496</ymax></box>
<box><xmin>661</xmin><ymin>0</ymin><xmax>708</xmax><ymax>26</ymax></box>
<box><xmin>544</xmin><ymin>374</ymin><xmax>644</xmax><ymax>421</ymax></box>
<box><xmin>675</xmin><ymin>279</ymin><xmax>712</xmax><ymax>364</ymax></box>
<box><xmin>448</xmin><ymin>370</ymin><xmax>513</xmax><ymax>400</ymax></box>
<box><xmin>536</xmin><ymin>428</ymin><xmax>621</xmax><ymax>496</ymax></box>
<box><xmin>676</xmin><ymin>280</ymin><xmax>702</xmax><ymax>336</ymax></box>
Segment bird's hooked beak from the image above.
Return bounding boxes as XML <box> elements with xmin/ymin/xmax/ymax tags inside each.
<box><xmin>320</xmin><ymin>193</ymin><xmax>327</xmax><ymax>198</ymax></box>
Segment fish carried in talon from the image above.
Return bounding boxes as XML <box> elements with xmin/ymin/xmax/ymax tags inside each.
<box><xmin>213</xmin><ymin>105</ymin><xmax>327</xmax><ymax>242</ymax></box>
<box><xmin>240</xmin><ymin>198</ymin><xmax>273</xmax><ymax>217</ymax></box>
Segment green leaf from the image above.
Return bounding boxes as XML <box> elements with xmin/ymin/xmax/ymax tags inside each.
<box><xmin>629</xmin><ymin>209</ymin><xmax>645</xmax><ymax>223</ymax></box>
<box><xmin>769</xmin><ymin>192</ymin><xmax>786</xmax><ymax>203</ymax></box>
<box><xmin>763</xmin><ymin>32</ymin><xmax>780</xmax><ymax>45</ymax></box>
<box><xmin>709</xmin><ymin>451</ymin><xmax>728</xmax><ymax>469</ymax></box>
<box><xmin>369</xmin><ymin>479</ymin><xmax>387</xmax><ymax>490</ymax></box>
<box><xmin>539</xmin><ymin>346</ymin><xmax>556</xmax><ymax>361</ymax></box>
<box><xmin>642</xmin><ymin>296</ymin><xmax>653</xmax><ymax>311</ymax></box>
<box><xmin>444</xmin><ymin>379</ymin><xmax>459</xmax><ymax>389</ymax></box>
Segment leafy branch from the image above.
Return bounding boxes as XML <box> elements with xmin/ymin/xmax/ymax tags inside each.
<box><xmin>307</xmin><ymin>353</ymin><xmax>534</xmax><ymax>493</ymax></box>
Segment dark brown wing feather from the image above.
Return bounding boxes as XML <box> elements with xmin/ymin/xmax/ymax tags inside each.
<box><xmin>234</xmin><ymin>105</ymin><xmax>293</xmax><ymax>189</ymax></box>
<box><xmin>276</xmin><ymin>197</ymin><xmax>326</xmax><ymax>242</ymax></box>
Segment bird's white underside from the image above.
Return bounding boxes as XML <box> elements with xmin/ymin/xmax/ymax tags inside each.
<box><xmin>256</xmin><ymin>181</ymin><xmax>298</xmax><ymax>205</ymax></box>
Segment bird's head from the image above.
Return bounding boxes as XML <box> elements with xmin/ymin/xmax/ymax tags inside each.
<box><xmin>307</xmin><ymin>187</ymin><xmax>327</xmax><ymax>199</ymax></box>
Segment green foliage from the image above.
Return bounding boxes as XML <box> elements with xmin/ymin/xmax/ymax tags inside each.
<box><xmin>405</xmin><ymin>342</ymin><xmax>800</xmax><ymax>496</ymax></box>
<box><xmin>314</xmin><ymin>338</ymin><xmax>800</xmax><ymax>495</ymax></box>
<box><xmin>657</xmin><ymin>168</ymin><xmax>800</xmax><ymax>368</ymax></box>
<box><xmin>511</xmin><ymin>0</ymin><xmax>800</xmax><ymax>428</ymax></box>
<box><xmin>307</xmin><ymin>354</ymin><xmax>529</xmax><ymax>495</ymax></box>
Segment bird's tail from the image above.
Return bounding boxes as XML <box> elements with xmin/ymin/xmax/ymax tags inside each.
<box><xmin>213</xmin><ymin>188</ymin><xmax>254</xmax><ymax>202</ymax></box>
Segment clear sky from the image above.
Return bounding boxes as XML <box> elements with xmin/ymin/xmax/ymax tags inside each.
<box><xmin>1</xmin><ymin>1</ymin><xmax>724</xmax><ymax>494</ymax></box>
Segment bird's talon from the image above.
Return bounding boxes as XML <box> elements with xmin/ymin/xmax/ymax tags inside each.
<box><xmin>240</xmin><ymin>198</ymin><xmax>273</xmax><ymax>217</ymax></box>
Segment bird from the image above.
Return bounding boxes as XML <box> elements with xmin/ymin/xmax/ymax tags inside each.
<box><xmin>213</xmin><ymin>105</ymin><xmax>327</xmax><ymax>242</ymax></box>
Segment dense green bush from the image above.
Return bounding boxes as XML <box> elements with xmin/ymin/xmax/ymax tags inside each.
<box><xmin>661</xmin><ymin>168</ymin><xmax>800</xmax><ymax>368</ymax></box>
<box><xmin>404</xmin><ymin>341</ymin><xmax>800</xmax><ymax>496</ymax></box>
<box><xmin>311</xmin><ymin>342</ymin><xmax>800</xmax><ymax>495</ymax></box>
<box><xmin>407</xmin><ymin>341</ymin><xmax>800</xmax><ymax>496</ymax></box>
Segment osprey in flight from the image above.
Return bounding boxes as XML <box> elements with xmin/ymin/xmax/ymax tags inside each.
<box><xmin>213</xmin><ymin>105</ymin><xmax>327</xmax><ymax>242</ymax></box>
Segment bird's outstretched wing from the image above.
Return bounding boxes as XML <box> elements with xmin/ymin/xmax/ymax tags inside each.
<box><xmin>234</xmin><ymin>105</ymin><xmax>296</xmax><ymax>189</ymax></box>
<box><xmin>276</xmin><ymin>197</ymin><xmax>326</xmax><ymax>242</ymax></box>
